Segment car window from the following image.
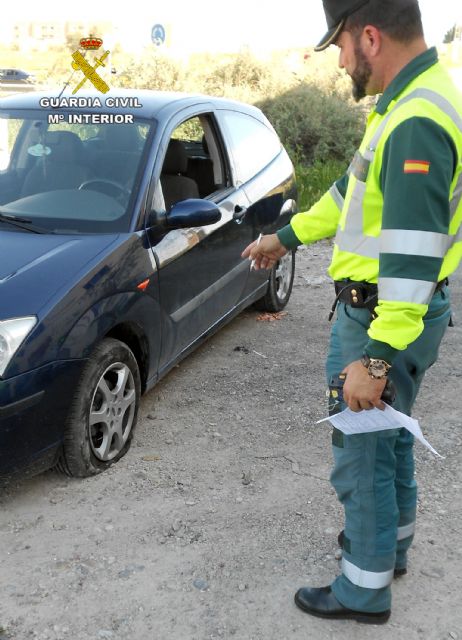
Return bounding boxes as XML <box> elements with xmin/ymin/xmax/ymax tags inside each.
<box><xmin>47</xmin><ymin>121</ymin><xmax>149</xmax><ymax>147</ymax></box>
<box><xmin>0</xmin><ymin>109</ymin><xmax>153</xmax><ymax>233</ymax></box>
<box><xmin>220</xmin><ymin>110</ymin><xmax>281</xmax><ymax>184</ymax></box>
<box><xmin>159</xmin><ymin>114</ymin><xmax>228</xmax><ymax>210</ymax></box>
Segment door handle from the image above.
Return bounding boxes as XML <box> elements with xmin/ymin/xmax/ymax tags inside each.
<box><xmin>233</xmin><ymin>205</ymin><xmax>247</xmax><ymax>224</ymax></box>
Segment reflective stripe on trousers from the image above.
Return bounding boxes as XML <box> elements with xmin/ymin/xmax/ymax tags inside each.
<box><xmin>397</xmin><ymin>521</ymin><xmax>416</xmax><ymax>541</ymax></box>
<box><xmin>396</xmin><ymin>510</ymin><xmax>417</xmax><ymax>570</ymax></box>
<box><xmin>341</xmin><ymin>525</ymin><xmax>415</xmax><ymax>589</ymax></box>
<box><xmin>342</xmin><ymin>558</ymin><xmax>394</xmax><ymax>589</ymax></box>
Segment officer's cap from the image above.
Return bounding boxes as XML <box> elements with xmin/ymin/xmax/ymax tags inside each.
<box><xmin>315</xmin><ymin>0</ymin><xmax>371</xmax><ymax>51</ymax></box>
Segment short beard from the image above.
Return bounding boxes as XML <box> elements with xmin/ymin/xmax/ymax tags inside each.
<box><xmin>351</xmin><ymin>43</ymin><xmax>372</xmax><ymax>102</ymax></box>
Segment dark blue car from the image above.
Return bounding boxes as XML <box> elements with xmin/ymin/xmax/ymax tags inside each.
<box><xmin>0</xmin><ymin>90</ymin><xmax>297</xmax><ymax>478</ymax></box>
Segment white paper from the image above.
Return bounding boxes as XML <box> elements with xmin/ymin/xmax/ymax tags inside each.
<box><xmin>317</xmin><ymin>404</ymin><xmax>443</xmax><ymax>457</ymax></box>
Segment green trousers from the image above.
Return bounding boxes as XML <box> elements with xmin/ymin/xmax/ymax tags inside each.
<box><xmin>325</xmin><ymin>288</ymin><xmax>451</xmax><ymax>612</ymax></box>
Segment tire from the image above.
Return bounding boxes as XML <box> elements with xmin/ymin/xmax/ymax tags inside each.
<box><xmin>56</xmin><ymin>338</ymin><xmax>141</xmax><ymax>477</ymax></box>
<box><xmin>254</xmin><ymin>249</ymin><xmax>296</xmax><ymax>312</ymax></box>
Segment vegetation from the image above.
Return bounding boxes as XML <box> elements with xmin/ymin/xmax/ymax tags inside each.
<box><xmin>444</xmin><ymin>24</ymin><xmax>457</xmax><ymax>44</ymax></box>
<box><xmin>1</xmin><ymin>44</ymin><xmax>368</xmax><ymax>209</ymax></box>
<box><xmin>295</xmin><ymin>159</ymin><xmax>348</xmax><ymax>211</ymax></box>
<box><xmin>116</xmin><ymin>49</ymin><xmax>365</xmax><ymax>207</ymax></box>
<box><xmin>109</xmin><ymin>47</ymin><xmax>364</xmax><ymax>208</ymax></box>
<box><xmin>257</xmin><ymin>84</ymin><xmax>363</xmax><ymax>166</ymax></box>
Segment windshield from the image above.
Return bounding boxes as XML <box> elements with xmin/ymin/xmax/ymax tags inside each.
<box><xmin>0</xmin><ymin>109</ymin><xmax>153</xmax><ymax>233</ymax></box>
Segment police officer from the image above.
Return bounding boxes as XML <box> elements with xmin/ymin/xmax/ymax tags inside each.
<box><xmin>242</xmin><ymin>0</ymin><xmax>462</xmax><ymax>624</ymax></box>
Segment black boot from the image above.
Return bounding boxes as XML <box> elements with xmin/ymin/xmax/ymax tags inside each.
<box><xmin>294</xmin><ymin>586</ymin><xmax>391</xmax><ymax>624</ymax></box>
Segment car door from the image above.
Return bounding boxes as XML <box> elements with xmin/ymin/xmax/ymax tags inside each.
<box><xmin>217</xmin><ymin>108</ymin><xmax>298</xmax><ymax>301</ymax></box>
<box><xmin>146</xmin><ymin>108</ymin><xmax>253</xmax><ymax>374</ymax></box>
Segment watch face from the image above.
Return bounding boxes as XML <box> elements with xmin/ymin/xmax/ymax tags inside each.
<box><xmin>361</xmin><ymin>356</ymin><xmax>390</xmax><ymax>378</ymax></box>
<box><xmin>369</xmin><ymin>360</ymin><xmax>388</xmax><ymax>378</ymax></box>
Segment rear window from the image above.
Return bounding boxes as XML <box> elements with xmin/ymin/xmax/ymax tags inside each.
<box><xmin>221</xmin><ymin>110</ymin><xmax>281</xmax><ymax>184</ymax></box>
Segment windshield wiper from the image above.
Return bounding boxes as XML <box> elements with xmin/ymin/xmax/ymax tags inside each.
<box><xmin>0</xmin><ymin>211</ymin><xmax>50</xmax><ymax>234</ymax></box>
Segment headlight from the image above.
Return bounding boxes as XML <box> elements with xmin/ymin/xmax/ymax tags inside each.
<box><xmin>0</xmin><ymin>317</ymin><xmax>37</xmax><ymax>377</ymax></box>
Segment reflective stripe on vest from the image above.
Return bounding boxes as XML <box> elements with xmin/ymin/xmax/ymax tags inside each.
<box><xmin>380</xmin><ymin>229</ymin><xmax>449</xmax><ymax>258</ymax></box>
<box><xmin>342</xmin><ymin>557</ymin><xmax>394</xmax><ymax>589</ymax></box>
<box><xmin>335</xmin><ymin>88</ymin><xmax>462</xmax><ymax>259</ymax></box>
<box><xmin>350</xmin><ymin>150</ymin><xmax>371</xmax><ymax>182</ymax></box>
<box><xmin>397</xmin><ymin>521</ymin><xmax>416</xmax><ymax>541</ymax></box>
<box><xmin>450</xmin><ymin>172</ymin><xmax>462</xmax><ymax>220</ymax></box>
<box><xmin>455</xmin><ymin>224</ymin><xmax>462</xmax><ymax>244</ymax></box>
<box><xmin>378</xmin><ymin>277</ymin><xmax>436</xmax><ymax>304</ymax></box>
<box><xmin>329</xmin><ymin>183</ymin><xmax>345</xmax><ymax>211</ymax></box>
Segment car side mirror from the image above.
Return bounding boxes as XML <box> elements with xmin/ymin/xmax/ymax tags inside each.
<box><xmin>153</xmin><ymin>199</ymin><xmax>221</xmax><ymax>230</ymax></box>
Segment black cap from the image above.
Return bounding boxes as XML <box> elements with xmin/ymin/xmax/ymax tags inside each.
<box><xmin>315</xmin><ymin>0</ymin><xmax>371</xmax><ymax>51</ymax></box>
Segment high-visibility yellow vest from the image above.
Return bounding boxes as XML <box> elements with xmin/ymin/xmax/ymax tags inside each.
<box><xmin>287</xmin><ymin>56</ymin><xmax>462</xmax><ymax>358</ymax></box>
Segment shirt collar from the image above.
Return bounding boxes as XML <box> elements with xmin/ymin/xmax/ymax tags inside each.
<box><xmin>375</xmin><ymin>47</ymin><xmax>439</xmax><ymax>115</ymax></box>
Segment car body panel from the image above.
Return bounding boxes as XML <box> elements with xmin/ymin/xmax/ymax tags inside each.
<box><xmin>0</xmin><ymin>231</ymin><xmax>118</xmax><ymax>321</ymax></box>
<box><xmin>150</xmin><ymin>190</ymin><xmax>253</xmax><ymax>369</ymax></box>
<box><xmin>0</xmin><ymin>360</ymin><xmax>86</xmax><ymax>474</ymax></box>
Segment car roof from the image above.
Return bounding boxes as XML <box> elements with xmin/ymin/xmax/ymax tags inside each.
<box><xmin>0</xmin><ymin>88</ymin><xmax>266</xmax><ymax>122</ymax></box>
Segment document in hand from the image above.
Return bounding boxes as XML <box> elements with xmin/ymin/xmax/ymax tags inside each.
<box><xmin>317</xmin><ymin>404</ymin><xmax>443</xmax><ymax>457</ymax></box>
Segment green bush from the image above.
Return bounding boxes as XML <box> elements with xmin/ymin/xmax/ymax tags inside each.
<box><xmin>257</xmin><ymin>83</ymin><xmax>364</xmax><ymax>165</ymax></box>
<box><xmin>295</xmin><ymin>159</ymin><xmax>347</xmax><ymax>211</ymax></box>
<box><xmin>203</xmin><ymin>51</ymin><xmax>268</xmax><ymax>94</ymax></box>
<box><xmin>110</xmin><ymin>48</ymin><xmax>363</xmax><ymax>211</ymax></box>
<box><xmin>116</xmin><ymin>52</ymin><xmax>185</xmax><ymax>91</ymax></box>
<box><xmin>111</xmin><ymin>49</ymin><xmax>365</xmax><ymax>169</ymax></box>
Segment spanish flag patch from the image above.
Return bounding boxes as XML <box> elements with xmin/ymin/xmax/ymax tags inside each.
<box><xmin>403</xmin><ymin>159</ymin><xmax>430</xmax><ymax>174</ymax></box>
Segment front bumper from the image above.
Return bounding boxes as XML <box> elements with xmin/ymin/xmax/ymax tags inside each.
<box><xmin>0</xmin><ymin>359</ymin><xmax>86</xmax><ymax>476</ymax></box>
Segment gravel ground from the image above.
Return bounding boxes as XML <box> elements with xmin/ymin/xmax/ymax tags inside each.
<box><xmin>1</xmin><ymin>241</ymin><xmax>461</xmax><ymax>640</ymax></box>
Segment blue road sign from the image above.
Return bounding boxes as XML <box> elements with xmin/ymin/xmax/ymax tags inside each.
<box><xmin>151</xmin><ymin>24</ymin><xmax>166</xmax><ymax>46</ymax></box>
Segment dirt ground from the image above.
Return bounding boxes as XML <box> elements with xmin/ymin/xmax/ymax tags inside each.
<box><xmin>1</xmin><ymin>241</ymin><xmax>461</xmax><ymax>640</ymax></box>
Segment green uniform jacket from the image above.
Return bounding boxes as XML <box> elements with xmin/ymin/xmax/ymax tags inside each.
<box><xmin>278</xmin><ymin>48</ymin><xmax>462</xmax><ymax>362</ymax></box>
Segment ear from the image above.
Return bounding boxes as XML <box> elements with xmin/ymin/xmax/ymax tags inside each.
<box><xmin>361</xmin><ymin>25</ymin><xmax>382</xmax><ymax>57</ymax></box>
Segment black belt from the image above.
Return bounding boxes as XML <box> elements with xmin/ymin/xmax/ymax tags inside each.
<box><xmin>329</xmin><ymin>278</ymin><xmax>449</xmax><ymax>321</ymax></box>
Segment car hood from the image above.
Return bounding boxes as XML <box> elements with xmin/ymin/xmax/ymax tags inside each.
<box><xmin>0</xmin><ymin>231</ymin><xmax>119</xmax><ymax>317</ymax></box>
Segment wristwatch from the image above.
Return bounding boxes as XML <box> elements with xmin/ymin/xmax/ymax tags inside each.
<box><xmin>361</xmin><ymin>354</ymin><xmax>391</xmax><ymax>379</ymax></box>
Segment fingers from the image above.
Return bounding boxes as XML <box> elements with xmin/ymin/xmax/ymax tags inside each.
<box><xmin>345</xmin><ymin>397</ymin><xmax>374</xmax><ymax>412</ymax></box>
<box><xmin>347</xmin><ymin>401</ymin><xmax>373</xmax><ymax>412</ymax></box>
<box><xmin>258</xmin><ymin>255</ymin><xmax>276</xmax><ymax>271</ymax></box>
<box><xmin>341</xmin><ymin>361</ymin><xmax>387</xmax><ymax>412</ymax></box>
<box><xmin>343</xmin><ymin>383</ymin><xmax>383</xmax><ymax>411</ymax></box>
<box><xmin>241</xmin><ymin>237</ymin><xmax>266</xmax><ymax>260</ymax></box>
<box><xmin>241</xmin><ymin>234</ymin><xmax>286</xmax><ymax>269</ymax></box>
<box><xmin>241</xmin><ymin>242</ymin><xmax>254</xmax><ymax>259</ymax></box>
<box><xmin>345</xmin><ymin>395</ymin><xmax>385</xmax><ymax>412</ymax></box>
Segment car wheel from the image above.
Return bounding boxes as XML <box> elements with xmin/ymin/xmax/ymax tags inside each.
<box><xmin>57</xmin><ymin>338</ymin><xmax>141</xmax><ymax>477</ymax></box>
<box><xmin>254</xmin><ymin>249</ymin><xmax>296</xmax><ymax>312</ymax></box>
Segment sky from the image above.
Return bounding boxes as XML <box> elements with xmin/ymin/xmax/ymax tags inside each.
<box><xmin>3</xmin><ymin>1</ymin><xmax>462</xmax><ymax>53</ymax></box>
